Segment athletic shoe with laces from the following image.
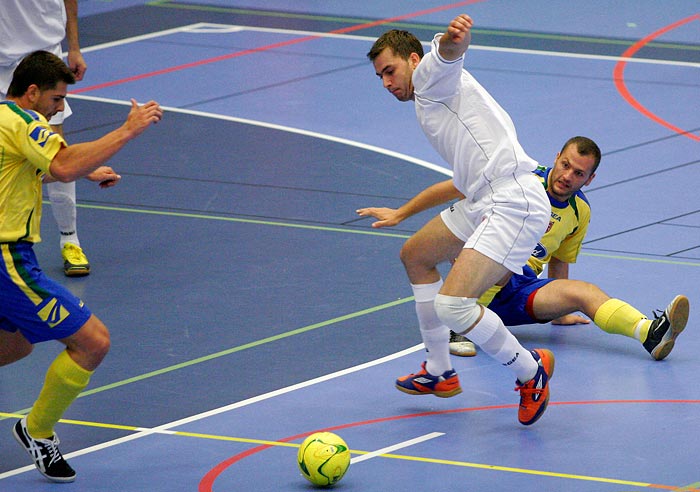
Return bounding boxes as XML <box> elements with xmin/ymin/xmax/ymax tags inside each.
<box><xmin>642</xmin><ymin>295</ymin><xmax>689</xmax><ymax>361</ymax></box>
<box><xmin>515</xmin><ymin>349</ymin><xmax>555</xmax><ymax>426</ymax></box>
<box><xmin>62</xmin><ymin>243</ymin><xmax>90</xmax><ymax>277</ymax></box>
<box><xmin>395</xmin><ymin>361</ymin><xmax>462</xmax><ymax>398</ymax></box>
<box><xmin>13</xmin><ymin>417</ymin><xmax>76</xmax><ymax>483</ymax></box>
<box><xmin>449</xmin><ymin>330</ymin><xmax>477</xmax><ymax>357</ymax></box>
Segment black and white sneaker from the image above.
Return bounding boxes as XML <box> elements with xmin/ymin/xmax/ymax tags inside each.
<box><xmin>449</xmin><ymin>330</ymin><xmax>477</xmax><ymax>357</ymax></box>
<box><xmin>642</xmin><ymin>295</ymin><xmax>689</xmax><ymax>361</ymax></box>
<box><xmin>13</xmin><ymin>417</ymin><xmax>76</xmax><ymax>483</ymax></box>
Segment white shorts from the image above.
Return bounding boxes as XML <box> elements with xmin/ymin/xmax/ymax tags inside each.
<box><xmin>440</xmin><ymin>173</ymin><xmax>549</xmax><ymax>274</ymax></box>
<box><xmin>0</xmin><ymin>43</ymin><xmax>71</xmax><ymax>125</ymax></box>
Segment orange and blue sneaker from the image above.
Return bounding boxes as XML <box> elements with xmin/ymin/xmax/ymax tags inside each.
<box><xmin>515</xmin><ymin>349</ymin><xmax>555</xmax><ymax>426</ymax></box>
<box><xmin>395</xmin><ymin>361</ymin><xmax>462</xmax><ymax>398</ymax></box>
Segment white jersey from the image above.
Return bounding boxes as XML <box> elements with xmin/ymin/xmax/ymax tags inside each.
<box><xmin>412</xmin><ymin>34</ymin><xmax>538</xmax><ymax>198</ymax></box>
<box><xmin>0</xmin><ymin>0</ymin><xmax>71</xmax><ymax>122</ymax></box>
<box><xmin>0</xmin><ymin>0</ymin><xmax>67</xmax><ymax>67</ymax></box>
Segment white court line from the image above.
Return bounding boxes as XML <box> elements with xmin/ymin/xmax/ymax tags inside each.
<box><xmin>351</xmin><ymin>432</ymin><xmax>444</xmax><ymax>465</ymax></box>
<box><xmin>73</xmin><ymin>22</ymin><xmax>700</xmax><ymax>68</ymax></box>
<box><xmin>0</xmin><ymin>343</ymin><xmax>425</xmax><ymax>480</ymax></box>
<box><xmin>69</xmin><ymin>93</ymin><xmax>454</xmax><ymax>177</ymax></box>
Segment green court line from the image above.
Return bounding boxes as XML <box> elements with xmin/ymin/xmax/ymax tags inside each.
<box><xmin>70</xmin><ymin>201</ymin><xmax>699</xmax><ymax>268</ymax></box>
<box><xmin>5</xmin><ymin>295</ymin><xmax>414</xmax><ymax>416</ymax></box>
<box><xmin>580</xmin><ymin>251</ymin><xmax>700</xmax><ymax>267</ymax></box>
<box><xmin>146</xmin><ymin>0</ymin><xmax>700</xmax><ymax>52</ymax></box>
<box><xmin>73</xmin><ymin>202</ymin><xmax>411</xmax><ymax>239</ymax></box>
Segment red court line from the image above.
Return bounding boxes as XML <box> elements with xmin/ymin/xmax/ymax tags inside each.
<box><xmin>613</xmin><ymin>14</ymin><xmax>700</xmax><ymax>142</ymax></box>
<box><xmin>71</xmin><ymin>0</ymin><xmax>484</xmax><ymax>95</ymax></box>
<box><xmin>199</xmin><ymin>399</ymin><xmax>700</xmax><ymax>491</ymax></box>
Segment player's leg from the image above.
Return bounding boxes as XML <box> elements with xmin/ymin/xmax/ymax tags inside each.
<box><xmin>28</xmin><ymin>315</ymin><xmax>110</xmax><ymax>436</ymax></box>
<box><xmin>15</xmin><ymin>315</ymin><xmax>109</xmax><ymax>483</ymax></box>
<box><xmin>395</xmin><ymin>214</ymin><xmax>465</xmax><ymax>397</ymax></box>
<box><xmin>531</xmin><ymin>279</ymin><xmax>610</xmax><ymax>322</ymax></box>
<box><xmin>532</xmin><ymin>280</ymin><xmax>689</xmax><ymax>360</ymax></box>
<box><xmin>0</xmin><ymin>329</ymin><xmax>33</xmax><ymax>366</ymax></box>
<box><xmin>435</xmin><ymin>173</ymin><xmax>553</xmax><ymax>425</ymax></box>
<box><xmin>47</xmin><ymin>123</ymin><xmax>90</xmax><ymax>277</ymax></box>
<box><xmin>4</xmin><ymin>243</ymin><xmax>104</xmax><ymax>482</ymax></box>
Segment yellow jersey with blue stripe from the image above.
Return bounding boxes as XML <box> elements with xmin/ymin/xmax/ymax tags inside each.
<box><xmin>478</xmin><ymin>165</ymin><xmax>591</xmax><ymax>306</ymax></box>
<box><xmin>0</xmin><ymin>101</ymin><xmax>64</xmax><ymax>243</ymax></box>
<box><xmin>529</xmin><ymin>165</ymin><xmax>591</xmax><ymax>275</ymax></box>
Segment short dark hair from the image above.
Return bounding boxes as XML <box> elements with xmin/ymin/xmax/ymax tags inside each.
<box><xmin>561</xmin><ymin>136</ymin><xmax>601</xmax><ymax>172</ymax></box>
<box><xmin>367</xmin><ymin>29</ymin><xmax>424</xmax><ymax>62</ymax></box>
<box><xmin>7</xmin><ymin>50</ymin><xmax>75</xmax><ymax>97</ymax></box>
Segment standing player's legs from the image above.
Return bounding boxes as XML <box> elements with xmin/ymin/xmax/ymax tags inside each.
<box><xmin>2</xmin><ymin>243</ymin><xmax>108</xmax><ymax>481</ymax></box>
<box><xmin>435</xmin><ymin>173</ymin><xmax>554</xmax><ymax>425</ymax></box>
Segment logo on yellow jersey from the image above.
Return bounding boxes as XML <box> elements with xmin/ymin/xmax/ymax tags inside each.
<box><xmin>37</xmin><ymin>298</ymin><xmax>70</xmax><ymax>327</ymax></box>
<box><xmin>29</xmin><ymin>126</ymin><xmax>53</xmax><ymax>148</ymax></box>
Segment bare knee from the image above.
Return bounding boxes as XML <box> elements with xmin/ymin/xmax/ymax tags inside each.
<box><xmin>62</xmin><ymin>316</ymin><xmax>111</xmax><ymax>371</ymax></box>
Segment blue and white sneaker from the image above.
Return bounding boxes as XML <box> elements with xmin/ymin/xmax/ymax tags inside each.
<box><xmin>395</xmin><ymin>361</ymin><xmax>462</xmax><ymax>398</ymax></box>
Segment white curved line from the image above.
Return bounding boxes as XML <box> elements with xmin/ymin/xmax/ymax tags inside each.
<box><xmin>68</xmin><ymin>93</ymin><xmax>452</xmax><ymax>177</ymax></box>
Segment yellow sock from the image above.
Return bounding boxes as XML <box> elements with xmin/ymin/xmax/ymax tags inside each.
<box><xmin>593</xmin><ymin>298</ymin><xmax>650</xmax><ymax>341</ymax></box>
<box><xmin>27</xmin><ymin>350</ymin><xmax>92</xmax><ymax>439</ymax></box>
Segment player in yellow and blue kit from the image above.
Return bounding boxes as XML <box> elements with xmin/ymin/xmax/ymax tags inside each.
<box><xmin>358</xmin><ymin>136</ymin><xmax>689</xmax><ymax>362</ymax></box>
<box><xmin>0</xmin><ymin>50</ymin><xmax>163</xmax><ymax>483</ymax></box>
<box><xmin>480</xmin><ymin>163</ymin><xmax>593</xmax><ymax>327</ymax></box>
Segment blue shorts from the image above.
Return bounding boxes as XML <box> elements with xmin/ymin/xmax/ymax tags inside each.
<box><xmin>0</xmin><ymin>242</ymin><xmax>91</xmax><ymax>344</ymax></box>
<box><xmin>488</xmin><ymin>265</ymin><xmax>555</xmax><ymax>326</ymax></box>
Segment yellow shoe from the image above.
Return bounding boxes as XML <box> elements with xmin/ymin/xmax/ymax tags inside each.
<box><xmin>62</xmin><ymin>244</ymin><xmax>90</xmax><ymax>277</ymax></box>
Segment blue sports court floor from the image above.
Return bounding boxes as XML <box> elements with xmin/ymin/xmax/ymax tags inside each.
<box><xmin>1</xmin><ymin>1</ymin><xmax>699</xmax><ymax>490</ymax></box>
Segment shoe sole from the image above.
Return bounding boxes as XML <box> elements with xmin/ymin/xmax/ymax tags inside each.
<box><xmin>12</xmin><ymin>421</ymin><xmax>76</xmax><ymax>483</ymax></box>
<box><xmin>64</xmin><ymin>267</ymin><xmax>90</xmax><ymax>277</ymax></box>
<box><xmin>395</xmin><ymin>383</ymin><xmax>463</xmax><ymax>398</ymax></box>
<box><xmin>449</xmin><ymin>342</ymin><xmax>477</xmax><ymax>357</ymax></box>
<box><xmin>652</xmin><ymin>295</ymin><xmax>689</xmax><ymax>361</ymax></box>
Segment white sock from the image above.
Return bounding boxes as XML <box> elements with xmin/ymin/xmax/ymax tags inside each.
<box><xmin>466</xmin><ymin>308</ymin><xmax>538</xmax><ymax>383</ymax></box>
<box><xmin>46</xmin><ymin>181</ymin><xmax>79</xmax><ymax>247</ymax></box>
<box><xmin>412</xmin><ymin>280</ymin><xmax>451</xmax><ymax>376</ymax></box>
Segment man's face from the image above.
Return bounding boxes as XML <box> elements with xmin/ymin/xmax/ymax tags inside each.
<box><xmin>372</xmin><ymin>47</ymin><xmax>419</xmax><ymax>102</ymax></box>
<box><xmin>547</xmin><ymin>143</ymin><xmax>597</xmax><ymax>201</ymax></box>
<box><xmin>30</xmin><ymin>82</ymin><xmax>68</xmax><ymax>120</ymax></box>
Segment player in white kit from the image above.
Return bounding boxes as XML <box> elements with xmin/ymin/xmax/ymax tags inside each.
<box><xmin>363</xmin><ymin>14</ymin><xmax>554</xmax><ymax>425</ymax></box>
<box><xmin>0</xmin><ymin>0</ymin><xmax>91</xmax><ymax>276</ymax></box>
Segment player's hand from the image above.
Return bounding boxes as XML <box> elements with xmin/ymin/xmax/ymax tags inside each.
<box><xmin>446</xmin><ymin>14</ymin><xmax>473</xmax><ymax>43</ymax></box>
<box><xmin>123</xmin><ymin>99</ymin><xmax>163</xmax><ymax>138</ymax></box>
<box><xmin>439</xmin><ymin>14</ymin><xmax>473</xmax><ymax>60</ymax></box>
<box><xmin>551</xmin><ymin>314</ymin><xmax>591</xmax><ymax>326</ymax></box>
<box><xmin>66</xmin><ymin>50</ymin><xmax>87</xmax><ymax>81</ymax></box>
<box><xmin>86</xmin><ymin>166</ymin><xmax>121</xmax><ymax>188</ymax></box>
<box><xmin>356</xmin><ymin>207</ymin><xmax>404</xmax><ymax>228</ymax></box>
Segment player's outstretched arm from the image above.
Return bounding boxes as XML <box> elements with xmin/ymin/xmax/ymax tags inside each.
<box><xmin>438</xmin><ymin>14</ymin><xmax>473</xmax><ymax>61</ymax></box>
<box><xmin>357</xmin><ymin>179</ymin><xmax>463</xmax><ymax>228</ymax></box>
<box><xmin>49</xmin><ymin>99</ymin><xmax>162</xmax><ymax>182</ymax></box>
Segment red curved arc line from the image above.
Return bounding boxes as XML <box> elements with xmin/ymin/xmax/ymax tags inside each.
<box><xmin>198</xmin><ymin>399</ymin><xmax>700</xmax><ymax>491</ymax></box>
<box><xmin>613</xmin><ymin>14</ymin><xmax>700</xmax><ymax>142</ymax></box>
<box><xmin>71</xmin><ymin>0</ymin><xmax>485</xmax><ymax>95</ymax></box>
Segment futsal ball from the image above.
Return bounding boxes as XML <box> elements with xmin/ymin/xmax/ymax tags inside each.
<box><xmin>297</xmin><ymin>432</ymin><xmax>350</xmax><ymax>487</ymax></box>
